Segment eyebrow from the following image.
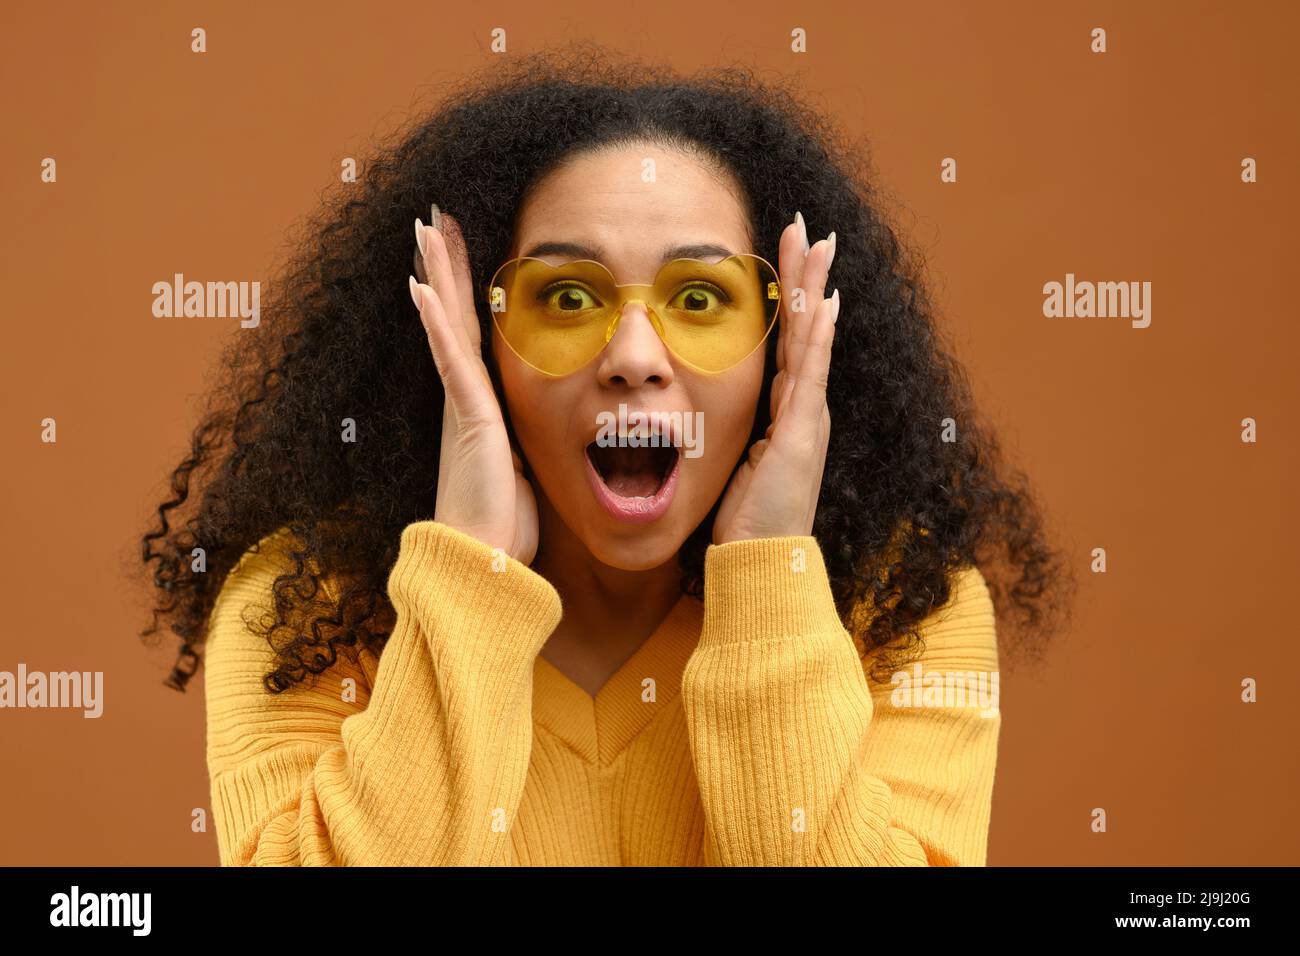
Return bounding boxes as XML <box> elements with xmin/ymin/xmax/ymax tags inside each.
<box><xmin>519</xmin><ymin>241</ymin><xmax>736</xmax><ymax>263</ymax></box>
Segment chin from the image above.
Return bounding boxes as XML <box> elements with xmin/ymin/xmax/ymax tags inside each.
<box><xmin>580</xmin><ymin>523</ymin><xmax>689</xmax><ymax>571</ymax></box>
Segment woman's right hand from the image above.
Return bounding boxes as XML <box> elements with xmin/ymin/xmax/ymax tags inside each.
<box><xmin>410</xmin><ymin>212</ymin><xmax>539</xmax><ymax>565</ymax></box>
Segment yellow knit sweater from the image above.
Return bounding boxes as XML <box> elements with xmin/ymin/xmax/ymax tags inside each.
<box><xmin>204</xmin><ymin>520</ymin><xmax>1000</xmax><ymax>866</ymax></box>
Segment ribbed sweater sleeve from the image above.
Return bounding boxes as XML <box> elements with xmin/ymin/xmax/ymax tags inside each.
<box><xmin>680</xmin><ymin>535</ymin><xmax>1000</xmax><ymax>867</ymax></box>
<box><xmin>203</xmin><ymin>521</ymin><xmax>562</xmax><ymax>866</ymax></box>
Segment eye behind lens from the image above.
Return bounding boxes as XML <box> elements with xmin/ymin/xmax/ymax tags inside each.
<box><xmin>539</xmin><ymin>282</ymin><xmax>600</xmax><ymax>312</ymax></box>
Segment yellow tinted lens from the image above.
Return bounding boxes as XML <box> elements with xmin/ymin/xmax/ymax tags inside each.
<box><xmin>652</xmin><ymin>256</ymin><xmax>779</xmax><ymax>372</ymax></box>
<box><xmin>488</xmin><ymin>254</ymin><xmax>780</xmax><ymax>376</ymax></box>
<box><xmin>489</xmin><ymin>259</ymin><xmax>619</xmax><ymax>375</ymax></box>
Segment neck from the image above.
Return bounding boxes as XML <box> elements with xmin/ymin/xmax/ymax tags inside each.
<box><xmin>530</xmin><ymin>493</ymin><xmax>684</xmax><ymax>695</ymax></box>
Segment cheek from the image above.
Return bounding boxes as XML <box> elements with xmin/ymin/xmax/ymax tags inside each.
<box><xmin>723</xmin><ymin>351</ymin><xmax>766</xmax><ymax>438</ymax></box>
<box><xmin>495</xmin><ymin>348</ymin><xmax>547</xmax><ymax>450</ymax></box>
<box><xmin>495</xmin><ymin>346</ymin><xmax>577</xmax><ymax>473</ymax></box>
<box><xmin>692</xmin><ymin>359</ymin><xmax>765</xmax><ymax>479</ymax></box>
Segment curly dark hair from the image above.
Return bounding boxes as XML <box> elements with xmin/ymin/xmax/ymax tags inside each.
<box><xmin>140</xmin><ymin>42</ymin><xmax>1072</xmax><ymax>695</ymax></box>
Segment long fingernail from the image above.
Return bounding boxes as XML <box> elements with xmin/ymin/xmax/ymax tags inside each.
<box><xmin>795</xmin><ymin>211</ymin><xmax>809</xmax><ymax>255</ymax></box>
<box><xmin>409</xmin><ymin>275</ymin><xmax>422</xmax><ymax>310</ymax></box>
<box><xmin>831</xmin><ymin>288</ymin><xmax>841</xmax><ymax>323</ymax></box>
<box><xmin>430</xmin><ymin>202</ymin><xmax>443</xmax><ymax>232</ymax></box>
<box><xmin>827</xmin><ymin>231</ymin><xmax>837</xmax><ymax>269</ymax></box>
<box><xmin>415</xmin><ymin>219</ymin><xmax>427</xmax><ymax>257</ymax></box>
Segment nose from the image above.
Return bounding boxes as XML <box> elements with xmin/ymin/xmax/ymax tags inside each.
<box><xmin>596</xmin><ymin>301</ymin><xmax>675</xmax><ymax>389</ymax></box>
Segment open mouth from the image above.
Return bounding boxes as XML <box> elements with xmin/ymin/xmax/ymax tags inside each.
<box><xmin>585</xmin><ymin>441</ymin><xmax>679</xmax><ymax>499</ymax></box>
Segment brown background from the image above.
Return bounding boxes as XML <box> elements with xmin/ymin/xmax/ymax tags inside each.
<box><xmin>1</xmin><ymin>0</ymin><xmax>1295</xmax><ymax>865</ymax></box>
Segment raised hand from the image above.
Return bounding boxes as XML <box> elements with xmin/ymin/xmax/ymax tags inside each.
<box><xmin>712</xmin><ymin>212</ymin><xmax>839</xmax><ymax>544</ymax></box>
<box><xmin>410</xmin><ymin>211</ymin><xmax>539</xmax><ymax>563</ymax></box>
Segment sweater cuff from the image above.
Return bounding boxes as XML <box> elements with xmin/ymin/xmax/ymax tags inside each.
<box><xmin>387</xmin><ymin>521</ymin><xmax>563</xmax><ymax>659</ymax></box>
<box><xmin>700</xmin><ymin>535</ymin><xmax>845</xmax><ymax>648</ymax></box>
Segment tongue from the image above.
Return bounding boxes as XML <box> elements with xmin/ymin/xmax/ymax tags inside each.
<box><xmin>601</xmin><ymin>447</ymin><xmax>663</xmax><ymax>498</ymax></box>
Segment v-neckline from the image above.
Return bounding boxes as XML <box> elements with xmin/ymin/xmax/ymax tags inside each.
<box><xmin>532</xmin><ymin>592</ymin><xmax>703</xmax><ymax>766</ymax></box>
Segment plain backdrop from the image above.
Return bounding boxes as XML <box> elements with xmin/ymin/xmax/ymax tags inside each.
<box><xmin>0</xmin><ymin>0</ymin><xmax>1296</xmax><ymax>865</ymax></box>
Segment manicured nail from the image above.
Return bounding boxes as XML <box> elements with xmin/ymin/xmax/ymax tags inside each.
<box><xmin>430</xmin><ymin>202</ymin><xmax>443</xmax><ymax>232</ymax></box>
<box><xmin>827</xmin><ymin>231</ymin><xmax>837</xmax><ymax>269</ymax></box>
<box><xmin>415</xmin><ymin>218</ymin><xmax>428</xmax><ymax>258</ymax></box>
<box><xmin>831</xmin><ymin>288</ymin><xmax>841</xmax><ymax>323</ymax></box>
<box><xmin>795</xmin><ymin>211</ymin><xmax>809</xmax><ymax>255</ymax></box>
<box><xmin>409</xmin><ymin>274</ymin><xmax>422</xmax><ymax>310</ymax></box>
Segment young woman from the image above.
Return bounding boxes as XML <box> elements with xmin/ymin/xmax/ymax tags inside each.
<box><xmin>141</xmin><ymin>48</ymin><xmax>1069</xmax><ymax>866</ymax></box>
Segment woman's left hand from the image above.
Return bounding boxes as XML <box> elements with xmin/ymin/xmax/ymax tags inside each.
<box><xmin>712</xmin><ymin>215</ymin><xmax>839</xmax><ymax>545</ymax></box>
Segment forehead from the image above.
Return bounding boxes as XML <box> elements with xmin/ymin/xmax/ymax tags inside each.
<box><xmin>510</xmin><ymin>143</ymin><xmax>752</xmax><ymax>273</ymax></box>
